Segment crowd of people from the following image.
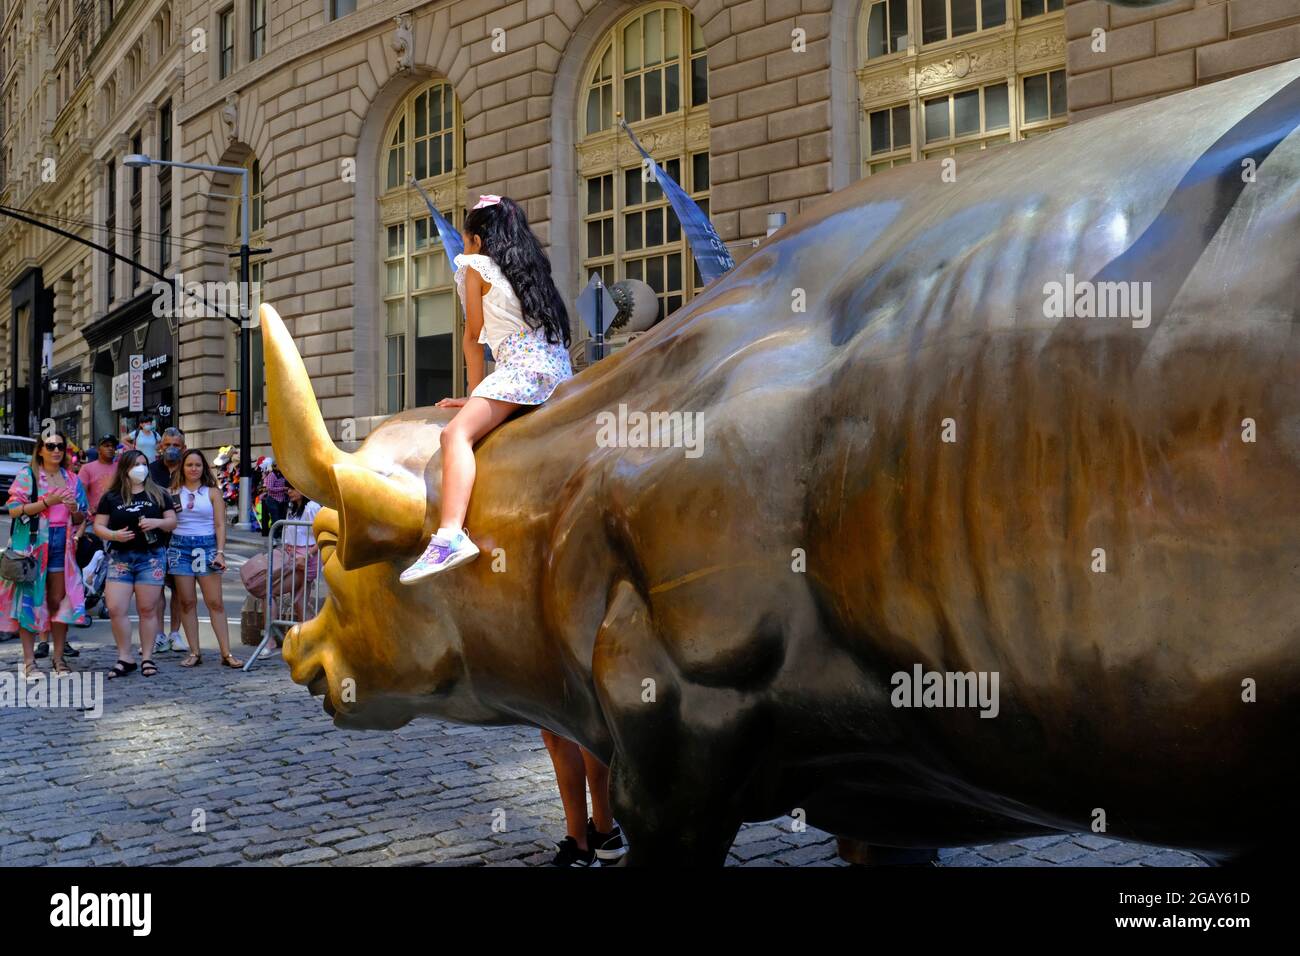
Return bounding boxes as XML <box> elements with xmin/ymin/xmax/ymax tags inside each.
<box><xmin>0</xmin><ymin>419</ymin><xmax>320</xmax><ymax>680</ymax></box>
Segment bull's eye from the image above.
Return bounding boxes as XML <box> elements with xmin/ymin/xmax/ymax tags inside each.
<box><xmin>316</xmin><ymin>531</ymin><xmax>337</xmax><ymax>566</ymax></box>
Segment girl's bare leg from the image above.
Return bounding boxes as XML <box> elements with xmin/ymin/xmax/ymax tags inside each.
<box><xmin>173</xmin><ymin>575</ymin><xmax>201</xmax><ymax>654</ymax></box>
<box><xmin>18</xmin><ymin>628</ymin><xmax>38</xmax><ymax>671</ymax></box>
<box><xmin>197</xmin><ymin>573</ymin><xmax>234</xmax><ymax>658</ymax></box>
<box><xmin>45</xmin><ymin>572</ymin><xmax>67</xmax><ymax>661</ymax></box>
<box><xmin>438</xmin><ymin>397</ymin><xmax>520</xmax><ymax>531</ymax></box>
<box><xmin>541</xmin><ymin>730</ymin><xmax>590</xmax><ymax>850</ymax></box>
<box><xmin>134</xmin><ymin>584</ymin><xmax>163</xmax><ymax>661</ymax></box>
<box><xmin>581</xmin><ymin>748</ymin><xmax>615</xmax><ymax>833</ymax></box>
<box><xmin>104</xmin><ymin>580</ymin><xmax>136</xmax><ymax>662</ymax></box>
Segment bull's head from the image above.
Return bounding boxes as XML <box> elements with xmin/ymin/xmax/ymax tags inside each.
<box><xmin>261</xmin><ymin>303</ymin><xmax>502</xmax><ymax>730</ymax></box>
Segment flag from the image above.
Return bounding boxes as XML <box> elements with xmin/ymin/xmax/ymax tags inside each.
<box><xmin>619</xmin><ymin>118</ymin><xmax>734</xmax><ymax>285</ymax></box>
<box><xmin>409</xmin><ymin>178</ymin><xmax>463</xmax><ymax>271</ymax></box>
<box><xmin>409</xmin><ymin>179</ymin><xmax>493</xmax><ymax>363</ymax></box>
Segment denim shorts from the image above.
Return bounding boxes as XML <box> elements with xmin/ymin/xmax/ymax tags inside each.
<box><xmin>167</xmin><ymin>534</ymin><xmax>223</xmax><ymax>576</ymax></box>
<box><xmin>46</xmin><ymin>527</ymin><xmax>67</xmax><ymax>573</ymax></box>
<box><xmin>107</xmin><ymin>547</ymin><xmax>168</xmax><ymax>585</ymax></box>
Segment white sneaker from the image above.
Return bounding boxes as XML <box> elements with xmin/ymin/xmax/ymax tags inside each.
<box><xmin>153</xmin><ymin>633</ymin><xmax>169</xmax><ymax>653</ymax></box>
<box><xmin>169</xmin><ymin>632</ymin><xmax>187</xmax><ymax>652</ymax></box>
<box><xmin>399</xmin><ymin>530</ymin><xmax>481</xmax><ymax>584</ymax></box>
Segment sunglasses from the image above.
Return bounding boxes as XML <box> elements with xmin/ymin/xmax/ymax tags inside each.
<box><xmin>44</xmin><ymin>442</ymin><xmax>65</xmax><ymax>451</ymax></box>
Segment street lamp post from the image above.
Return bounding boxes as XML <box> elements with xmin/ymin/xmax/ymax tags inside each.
<box><xmin>124</xmin><ymin>153</ymin><xmax>259</xmax><ymax>530</ymax></box>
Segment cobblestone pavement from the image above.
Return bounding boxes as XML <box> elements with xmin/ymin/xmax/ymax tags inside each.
<box><xmin>0</xmin><ymin>630</ymin><xmax>1208</xmax><ymax>868</ymax></box>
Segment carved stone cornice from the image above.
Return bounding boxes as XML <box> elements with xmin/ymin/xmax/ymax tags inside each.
<box><xmin>1014</xmin><ymin>29</ymin><xmax>1067</xmax><ymax>70</ymax></box>
<box><xmin>378</xmin><ymin>172</ymin><xmax>466</xmax><ymax>224</ymax></box>
<box><xmin>576</xmin><ymin>112</ymin><xmax>710</xmax><ymax>177</ymax></box>
<box><xmin>857</xmin><ymin>20</ymin><xmax>1066</xmax><ymax>110</ymax></box>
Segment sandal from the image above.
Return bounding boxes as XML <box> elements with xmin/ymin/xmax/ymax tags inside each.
<box><xmin>140</xmin><ymin>660</ymin><xmax>159</xmax><ymax>677</ymax></box>
<box><xmin>106</xmin><ymin>659</ymin><xmax>138</xmax><ymax>680</ymax></box>
<box><xmin>220</xmin><ymin>653</ymin><xmax>244</xmax><ymax>668</ymax></box>
<box><xmin>180</xmin><ymin>653</ymin><xmax>203</xmax><ymax>668</ymax></box>
<box><xmin>21</xmin><ymin>660</ymin><xmax>40</xmax><ymax>681</ymax></box>
<box><xmin>52</xmin><ymin>657</ymin><xmax>72</xmax><ymax>675</ymax></box>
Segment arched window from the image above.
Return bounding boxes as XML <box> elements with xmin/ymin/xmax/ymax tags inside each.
<box><xmin>856</xmin><ymin>0</ymin><xmax>1067</xmax><ymax>176</ymax></box>
<box><xmin>377</xmin><ymin>79</ymin><xmax>464</xmax><ymax>413</ymax></box>
<box><xmin>227</xmin><ymin>155</ymin><xmax>265</xmax><ymax>424</ymax></box>
<box><xmin>576</xmin><ymin>3</ymin><xmax>711</xmax><ymax>336</ymax></box>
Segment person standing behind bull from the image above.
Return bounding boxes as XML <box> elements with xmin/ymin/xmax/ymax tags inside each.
<box><xmin>149</xmin><ymin>427</ymin><xmax>187</xmax><ymax>654</ymax></box>
<box><xmin>94</xmin><ymin>450</ymin><xmax>177</xmax><ymax>679</ymax></box>
<box><xmin>400</xmin><ymin>195</ymin><xmax>573</xmax><ymax>582</ymax></box>
<box><xmin>259</xmin><ymin>459</ymin><xmax>288</xmax><ymax>537</ymax></box>
<box><xmin>168</xmin><ymin>449</ymin><xmax>241</xmax><ymax>669</ymax></box>
<box><xmin>130</xmin><ymin>414</ymin><xmax>158</xmax><ymax>462</ymax></box>
<box><xmin>0</xmin><ymin>433</ymin><xmax>89</xmax><ymax>679</ymax></box>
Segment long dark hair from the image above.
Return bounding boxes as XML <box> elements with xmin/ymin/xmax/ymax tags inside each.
<box><xmin>111</xmin><ymin>449</ymin><xmax>169</xmax><ymax>508</ymax></box>
<box><xmin>173</xmin><ymin>449</ymin><xmax>217</xmax><ymax>491</ymax></box>
<box><xmin>463</xmin><ymin>197</ymin><xmax>571</xmax><ymax>348</ymax></box>
<box><xmin>284</xmin><ymin>481</ymin><xmax>313</xmax><ymax>520</ymax></box>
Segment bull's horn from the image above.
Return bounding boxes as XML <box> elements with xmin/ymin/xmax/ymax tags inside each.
<box><xmin>332</xmin><ymin>463</ymin><xmax>428</xmax><ymax>570</ymax></box>
<box><xmin>260</xmin><ymin>302</ymin><xmax>349</xmax><ymax>508</ymax></box>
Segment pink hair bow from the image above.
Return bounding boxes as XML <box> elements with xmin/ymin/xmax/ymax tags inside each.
<box><xmin>473</xmin><ymin>194</ymin><xmax>503</xmax><ymax>209</ymax></box>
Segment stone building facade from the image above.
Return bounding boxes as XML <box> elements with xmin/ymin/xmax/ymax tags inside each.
<box><xmin>1</xmin><ymin>0</ymin><xmax>182</xmax><ymax>446</ymax></box>
<box><xmin>1065</xmin><ymin>0</ymin><xmax>1300</xmax><ymax>120</ymax></box>
<box><xmin>2</xmin><ymin>0</ymin><xmax>1298</xmax><ymax>458</ymax></box>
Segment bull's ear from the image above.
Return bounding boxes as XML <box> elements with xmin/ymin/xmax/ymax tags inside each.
<box><xmin>332</xmin><ymin>463</ymin><xmax>428</xmax><ymax>570</ymax></box>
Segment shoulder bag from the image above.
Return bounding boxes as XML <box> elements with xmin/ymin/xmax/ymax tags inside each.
<box><xmin>1</xmin><ymin>467</ymin><xmax>40</xmax><ymax>584</ymax></box>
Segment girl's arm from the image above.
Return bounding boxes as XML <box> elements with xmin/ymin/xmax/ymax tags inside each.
<box><xmin>212</xmin><ymin>487</ymin><xmax>226</xmax><ymax>552</ymax></box>
<box><xmin>211</xmin><ymin>489</ymin><xmax>227</xmax><ymax>564</ymax></box>
<box><xmin>94</xmin><ymin>513</ymin><xmax>128</xmax><ymax>543</ymax></box>
<box><xmin>463</xmin><ymin>266</ymin><xmax>487</xmax><ymax>392</ymax></box>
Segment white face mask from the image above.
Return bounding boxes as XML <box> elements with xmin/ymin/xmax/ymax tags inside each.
<box><xmin>128</xmin><ymin>464</ymin><xmax>149</xmax><ymax>482</ymax></box>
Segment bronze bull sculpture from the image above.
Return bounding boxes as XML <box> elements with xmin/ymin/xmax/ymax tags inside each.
<box><xmin>268</xmin><ymin>58</ymin><xmax>1300</xmax><ymax>865</ymax></box>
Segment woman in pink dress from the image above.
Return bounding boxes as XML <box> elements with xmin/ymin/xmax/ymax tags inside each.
<box><xmin>0</xmin><ymin>433</ymin><xmax>88</xmax><ymax>678</ymax></box>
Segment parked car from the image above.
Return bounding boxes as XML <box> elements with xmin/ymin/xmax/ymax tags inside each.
<box><xmin>0</xmin><ymin>435</ymin><xmax>37</xmax><ymax>498</ymax></box>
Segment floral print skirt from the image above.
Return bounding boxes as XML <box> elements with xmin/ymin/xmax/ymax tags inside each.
<box><xmin>472</xmin><ymin>327</ymin><xmax>573</xmax><ymax>405</ymax></box>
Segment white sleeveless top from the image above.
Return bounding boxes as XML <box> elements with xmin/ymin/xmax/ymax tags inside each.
<box><xmin>174</xmin><ymin>484</ymin><xmax>217</xmax><ymax>536</ymax></box>
<box><xmin>453</xmin><ymin>253</ymin><xmax>532</xmax><ymax>356</ymax></box>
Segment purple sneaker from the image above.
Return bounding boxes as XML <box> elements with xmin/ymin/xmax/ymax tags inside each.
<box><xmin>399</xmin><ymin>530</ymin><xmax>480</xmax><ymax>584</ymax></box>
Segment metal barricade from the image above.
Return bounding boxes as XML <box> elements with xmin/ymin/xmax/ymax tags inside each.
<box><xmin>242</xmin><ymin>518</ymin><xmax>324</xmax><ymax>672</ymax></box>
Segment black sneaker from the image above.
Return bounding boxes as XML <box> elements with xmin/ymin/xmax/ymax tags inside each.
<box><xmin>63</xmin><ymin>642</ymin><xmax>81</xmax><ymax>656</ymax></box>
<box><xmin>587</xmin><ymin>818</ymin><xmax>626</xmax><ymax>863</ymax></box>
<box><xmin>34</xmin><ymin>641</ymin><xmax>49</xmax><ymax>659</ymax></box>
<box><xmin>549</xmin><ymin>836</ymin><xmax>597</xmax><ymax>867</ymax></box>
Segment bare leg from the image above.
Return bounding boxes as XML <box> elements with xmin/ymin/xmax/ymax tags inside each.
<box><xmin>173</xmin><ymin>575</ymin><xmax>200</xmax><ymax>654</ymax></box>
<box><xmin>197</xmin><ymin>572</ymin><xmax>235</xmax><ymax>658</ymax></box>
<box><xmin>438</xmin><ymin>397</ymin><xmax>520</xmax><ymax>531</ymax></box>
<box><xmin>104</xmin><ymin>580</ymin><xmax>137</xmax><ymax>662</ymax></box>
<box><xmin>541</xmin><ymin>730</ymin><xmax>590</xmax><ymax>850</ymax></box>
<box><xmin>581</xmin><ymin>749</ymin><xmax>615</xmax><ymax>833</ymax></box>
<box><xmin>134</xmin><ymin>583</ymin><xmax>163</xmax><ymax>662</ymax></box>
<box><xmin>169</xmin><ymin>584</ymin><xmax>181</xmax><ymax>636</ymax></box>
<box><xmin>18</xmin><ymin>627</ymin><xmax>38</xmax><ymax>672</ymax></box>
<box><xmin>45</xmin><ymin>572</ymin><xmax>67</xmax><ymax>662</ymax></box>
